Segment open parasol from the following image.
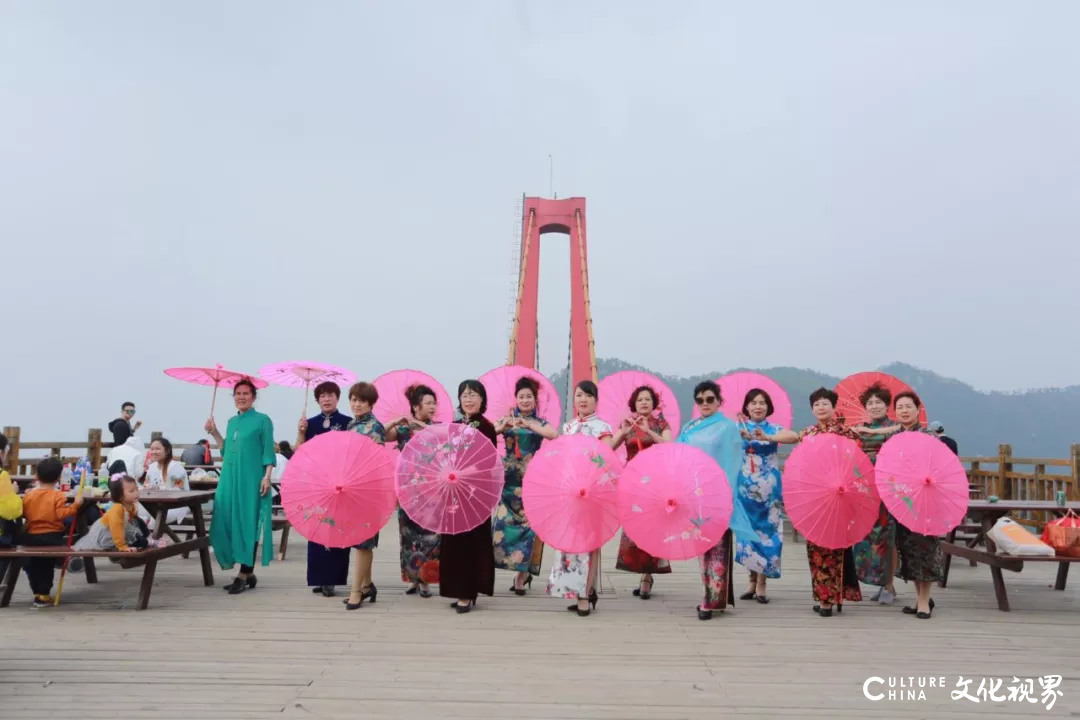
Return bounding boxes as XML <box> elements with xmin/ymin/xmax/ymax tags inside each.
<box><xmin>164</xmin><ymin>364</ymin><xmax>268</xmax><ymax>415</ymax></box>
<box><xmin>834</xmin><ymin>371</ymin><xmax>927</xmax><ymax>428</ymax></box>
<box><xmin>371</xmin><ymin>369</ymin><xmax>454</xmax><ymax>428</ymax></box>
<box><xmin>280</xmin><ymin>431</ymin><xmax>397</xmax><ymax>548</ymax></box>
<box><xmin>258</xmin><ymin>361</ymin><xmax>357</xmax><ymax>416</ymax></box>
<box><xmin>617</xmin><ymin>443</ymin><xmax>733</xmax><ymax>561</ymax></box>
<box><xmin>783</xmin><ymin>433</ymin><xmax>880</xmax><ymax>548</ymax></box>
<box><xmin>395</xmin><ymin>423</ymin><xmax>503</xmax><ymax>535</ymax></box>
<box><xmin>874</xmin><ymin>431</ymin><xmax>969</xmax><ymax>536</ymax></box>
<box><xmin>597</xmin><ymin>371</ymin><xmax>682</xmax><ymax>461</ymax></box>
<box><xmin>522</xmin><ymin>435</ymin><xmax>622</xmax><ymax>553</ymax></box>
<box><xmin>691</xmin><ymin>371</ymin><xmax>794</xmax><ymax>431</ymax></box>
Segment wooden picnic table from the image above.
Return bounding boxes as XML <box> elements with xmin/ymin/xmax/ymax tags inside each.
<box><xmin>940</xmin><ymin>499</ymin><xmax>1080</xmax><ymax>611</ymax></box>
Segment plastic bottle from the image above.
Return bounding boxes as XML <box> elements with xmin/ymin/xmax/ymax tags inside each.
<box><xmin>98</xmin><ymin>466</ymin><xmax>110</xmax><ymax>488</ymax></box>
<box><xmin>60</xmin><ymin>465</ymin><xmax>73</xmax><ymax>492</ymax></box>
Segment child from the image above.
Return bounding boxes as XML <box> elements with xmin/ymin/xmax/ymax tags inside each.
<box><xmin>73</xmin><ymin>475</ymin><xmax>150</xmax><ymax>559</ymax></box>
<box><xmin>18</xmin><ymin>457</ymin><xmax>84</xmax><ymax>608</ymax></box>
<box><xmin>0</xmin><ymin>433</ymin><xmax>22</xmax><ymax>591</ymax></box>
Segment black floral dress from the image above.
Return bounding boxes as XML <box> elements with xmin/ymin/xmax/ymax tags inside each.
<box><xmin>893</xmin><ymin>424</ymin><xmax>945</xmax><ymax>583</ymax></box>
<box><xmin>394</xmin><ymin>423</ymin><xmax>440</xmax><ymax>585</ymax></box>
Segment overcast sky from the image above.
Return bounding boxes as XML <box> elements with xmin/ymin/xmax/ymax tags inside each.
<box><xmin>2</xmin><ymin>1</ymin><xmax>1078</xmax><ymax>446</ymax></box>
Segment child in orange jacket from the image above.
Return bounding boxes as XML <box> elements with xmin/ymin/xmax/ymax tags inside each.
<box><xmin>18</xmin><ymin>458</ymin><xmax>85</xmax><ymax>607</ymax></box>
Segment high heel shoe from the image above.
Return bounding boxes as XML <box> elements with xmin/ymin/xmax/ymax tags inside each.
<box><xmin>567</xmin><ymin>589</ymin><xmax>598</xmax><ymax>612</ymax></box>
<box><xmin>224</xmin><ymin>575</ymin><xmax>256</xmax><ymax>594</ymax></box>
<box><xmin>632</xmin><ymin>578</ymin><xmax>652</xmax><ymax>600</ymax></box>
<box><xmin>697</xmin><ymin>606</ymin><xmax>713</xmax><ymax>621</ymax></box>
<box><xmin>904</xmin><ymin>598</ymin><xmax>935</xmax><ymax>616</ymax></box>
<box><xmin>405</xmin><ymin>584</ymin><xmax>419</xmax><ymax>595</ymax></box>
<box><xmin>453</xmin><ymin>599</ymin><xmax>476</xmax><ymax>614</ymax></box>
<box><xmin>343</xmin><ymin>584</ymin><xmax>378</xmax><ymax>607</ymax></box>
<box><xmin>419</xmin><ymin>585</ymin><xmax>432</xmax><ymax>598</ymax></box>
<box><xmin>510</xmin><ymin>574</ymin><xmax>533</xmax><ymax>596</ymax></box>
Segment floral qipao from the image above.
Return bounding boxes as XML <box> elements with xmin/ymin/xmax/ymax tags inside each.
<box><xmin>346</xmin><ymin>412</ymin><xmax>386</xmax><ymax>551</ymax></box>
<box><xmin>800</xmin><ymin>420</ymin><xmax>862</xmax><ymax>605</ymax></box>
<box><xmin>852</xmin><ymin>417</ymin><xmax>899</xmax><ymax>587</ymax></box>
<box><xmin>892</xmin><ymin>424</ymin><xmax>945</xmax><ymax>584</ymax></box>
<box><xmin>615</xmin><ymin>414</ymin><xmax>673</xmax><ymax>575</ymax></box>
<box><xmin>734</xmin><ymin>419</ymin><xmax>784</xmax><ymax>579</ymax></box>
<box><xmin>395</xmin><ymin>423</ymin><xmax>440</xmax><ymax>585</ymax></box>
<box><xmin>493</xmin><ymin>409</ymin><xmax>548</xmax><ymax>576</ymax></box>
<box><xmin>547</xmin><ymin>414</ymin><xmax>612</xmax><ymax>600</ymax></box>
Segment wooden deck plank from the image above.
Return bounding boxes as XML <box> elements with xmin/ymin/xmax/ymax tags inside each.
<box><xmin>2</xmin><ymin>520</ymin><xmax>1076</xmax><ymax>718</ymax></box>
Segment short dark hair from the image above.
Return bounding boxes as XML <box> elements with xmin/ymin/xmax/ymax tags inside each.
<box><xmin>406</xmin><ymin>384</ymin><xmax>436</xmax><ymax>413</ymax></box>
<box><xmin>809</xmin><ymin>387</ymin><xmax>838</xmax><ymax>408</ymax></box>
<box><xmin>575</xmin><ymin>380</ymin><xmax>599</xmax><ymax>399</ymax></box>
<box><xmin>514</xmin><ymin>376</ymin><xmax>540</xmax><ymax>398</ymax></box>
<box><xmin>314</xmin><ymin>381</ymin><xmax>341</xmax><ymax>400</ymax></box>
<box><xmin>628</xmin><ymin>385</ymin><xmax>659</xmax><ymax>413</ymax></box>
<box><xmin>742</xmin><ymin>388</ymin><xmax>774</xmax><ymax>417</ymax></box>
<box><xmin>233</xmin><ymin>378</ymin><xmax>258</xmax><ymax>399</ymax></box>
<box><xmin>457</xmin><ymin>379</ymin><xmax>488</xmax><ymax>415</ymax></box>
<box><xmin>859</xmin><ymin>382</ymin><xmax>892</xmax><ymax>408</ymax></box>
<box><xmin>693</xmin><ymin>381</ymin><xmax>722</xmax><ymax>406</ymax></box>
<box><xmin>277</xmin><ymin>441</ymin><xmax>294</xmax><ymax>459</ymax></box>
<box><xmin>122</xmin><ymin>402</ymin><xmax>135</xmax><ymax>410</ymax></box>
<box><xmin>0</xmin><ymin>432</ymin><xmax>7</xmax><ymax>453</ymax></box>
<box><xmin>349</xmin><ymin>382</ymin><xmax>378</xmax><ymax>406</ymax></box>
<box><xmin>196</xmin><ymin>439</ymin><xmax>208</xmax><ymax>446</ymax></box>
<box><xmin>893</xmin><ymin>391</ymin><xmax>922</xmax><ymax>410</ymax></box>
<box><xmin>109</xmin><ymin>475</ymin><xmax>138</xmax><ymax>503</ymax></box>
<box><xmin>37</xmin><ymin>457</ymin><xmax>63</xmax><ymax>483</ymax></box>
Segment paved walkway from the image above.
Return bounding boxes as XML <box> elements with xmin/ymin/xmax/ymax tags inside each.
<box><xmin>3</xmin><ymin>522</ymin><xmax>1077</xmax><ymax>719</ymax></box>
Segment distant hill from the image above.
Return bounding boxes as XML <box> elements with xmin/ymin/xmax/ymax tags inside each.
<box><xmin>547</xmin><ymin>358</ymin><xmax>1080</xmax><ymax>458</ymax></box>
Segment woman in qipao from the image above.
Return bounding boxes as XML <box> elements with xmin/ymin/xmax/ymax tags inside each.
<box><xmin>204</xmin><ymin>378</ymin><xmax>276</xmax><ymax>595</ymax></box>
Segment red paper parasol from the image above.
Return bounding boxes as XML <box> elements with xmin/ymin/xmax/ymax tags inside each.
<box><xmin>617</xmin><ymin>443</ymin><xmax>732</xmax><ymax>561</ymax></box>
<box><xmin>521</xmin><ymin>435</ymin><xmax>622</xmax><ymax>553</ymax></box>
<box><xmin>280</xmin><ymin>431</ymin><xmax>397</xmax><ymax>548</ymax></box>
<box><xmin>874</xmin><ymin>432</ymin><xmax>969</xmax><ymax>536</ymax></box>
<box><xmin>164</xmin><ymin>364</ymin><xmax>268</xmax><ymax>414</ymax></box>
<box><xmin>371</xmin><ymin>369</ymin><xmax>454</xmax><ymax>427</ymax></box>
<box><xmin>834</xmin><ymin>371</ymin><xmax>927</xmax><ymax>428</ymax></box>
<box><xmin>597</xmin><ymin>371</ymin><xmax>682</xmax><ymax>461</ymax></box>
<box><xmin>395</xmin><ymin>423</ymin><xmax>503</xmax><ymax>535</ymax></box>
<box><xmin>783</xmin><ymin>433</ymin><xmax>880</xmax><ymax>549</ymax></box>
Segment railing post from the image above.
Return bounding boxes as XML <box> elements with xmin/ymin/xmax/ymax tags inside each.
<box><xmin>997</xmin><ymin>444</ymin><xmax>1013</xmax><ymax>500</ymax></box>
<box><xmin>1071</xmin><ymin>444</ymin><xmax>1080</xmax><ymax>501</ymax></box>
<box><xmin>150</xmin><ymin>430</ymin><xmax>162</xmax><ymax>443</ymax></box>
<box><xmin>87</xmin><ymin>428</ymin><xmax>103</xmax><ymax>471</ymax></box>
<box><xmin>2</xmin><ymin>426</ymin><xmax>18</xmax><ymax>473</ymax></box>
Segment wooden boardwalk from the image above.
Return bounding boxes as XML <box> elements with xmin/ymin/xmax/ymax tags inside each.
<box><xmin>3</xmin><ymin>521</ymin><xmax>1076</xmax><ymax>719</ymax></box>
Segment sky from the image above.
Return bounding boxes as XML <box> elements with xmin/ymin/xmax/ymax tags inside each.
<box><xmin>2</xmin><ymin>1</ymin><xmax>1079</xmax><ymax>447</ymax></box>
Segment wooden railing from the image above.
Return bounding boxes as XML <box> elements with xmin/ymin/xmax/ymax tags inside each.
<box><xmin>1</xmin><ymin>426</ymin><xmax>222</xmax><ymax>476</ymax></box>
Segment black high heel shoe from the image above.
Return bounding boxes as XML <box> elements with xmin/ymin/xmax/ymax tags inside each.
<box><xmin>631</xmin><ymin>578</ymin><xmax>653</xmax><ymax>600</ymax></box>
<box><xmin>453</xmin><ymin>599</ymin><xmax>476</xmax><ymax>614</ymax></box>
<box><xmin>405</xmin><ymin>584</ymin><xmax>419</xmax><ymax>595</ymax></box>
<box><xmin>566</xmin><ymin>589</ymin><xmax>598</xmax><ymax>612</ymax></box>
<box><xmin>343</xmin><ymin>584</ymin><xmax>378</xmax><ymax>608</ymax></box>
<box><xmin>697</xmin><ymin>606</ymin><xmax>713</xmax><ymax>621</ymax></box>
<box><xmin>903</xmin><ymin>598</ymin><xmax>935</xmax><ymax>616</ymax></box>
<box><xmin>510</xmin><ymin>574</ymin><xmax>533</xmax><ymax>596</ymax></box>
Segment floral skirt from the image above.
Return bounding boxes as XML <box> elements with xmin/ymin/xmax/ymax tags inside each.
<box><xmin>548</xmin><ymin>549</ymin><xmax>598</xmax><ymax>599</ymax></box>
<box><xmin>615</xmin><ymin>531</ymin><xmax>671</xmax><ymax>574</ymax></box>
<box><xmin>492</xmin><ymin>484</ymin><xmax>542</xmax><ymax>575</ymax></box>
<box><xmin>700</xmin><ymin>531</ymin><xmax>733</xmax><ymax>610</ymax></box>
<box><xmin>399</xmin><ymin>511</ymin><xmax>439</xmax><ymax>584</ymax></box>
<box><xmin>806</xmin><ymin>542</ymin><xmax>862</xmax><ymax>605</ymax></box>
<box><xmin>853</xmin><ymin>503</ymin><xmax>895</xmax><ymax>587</ymax></box>
<box><xmin>353</xmin><ymin>532</ymin><xmax>378</xmax><ymax>551</ymax></box>
<box><xmin>896</xmin><ymin>526</ymin><xmax>944</xmax><ymax>583</ymax></box>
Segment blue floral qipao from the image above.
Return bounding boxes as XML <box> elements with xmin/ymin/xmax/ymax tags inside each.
<box><xmin>395</xmin><ymin>422</ymin><xmax>440</xmax><ymax>585</ymax></box>
<box><xmin>733</xmin><ymin>420</ymin><xmax>784</xmax><ymax>579</ymax></box>
<box><xmin>493</xmin><ymin>409</ymin><xmax>548</xmax><ymax>576</ymax></box>
<box><xmin>346</xmin><ymin>411</ymin><xmax>386</xmax><ymax>551</ymax></box>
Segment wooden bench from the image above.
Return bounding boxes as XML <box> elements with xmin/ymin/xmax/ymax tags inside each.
<box><xmin>0</xmin><ymin>537</ymin><xmax>208</xmax><ymax>611</ymax></box>
<box><xmin>171</xmin><ymin>510</ymin><xmax>291</xmax><ymax>561</ymax></box>
<box><xmin>939</xmin><ymin>541</ymin><xmax>1079</xmax><ymax>611</ymax></box>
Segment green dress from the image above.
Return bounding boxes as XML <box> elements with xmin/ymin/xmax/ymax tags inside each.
<box><xmin>210</xmin><ymin>409</ymin><xmax>276</xmax><ymax>570</ymax></box>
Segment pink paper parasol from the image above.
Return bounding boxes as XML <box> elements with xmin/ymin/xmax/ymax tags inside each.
<box><xmin>479</xmin><ymin>364</ymin><xmax>562</xmax><ymax>457</ymax></box>
<box><xmin>372</xmin><ymin>369</ymin><xmax>454</xmax><ymax>427</ymax></box>
<box><xmin>874</xmin><ymin>432</ymin><xmax>969</xmax><ymax>536</ymax></box>
<box><xmin>617</xmin><ymin>443</ymin><xmax>732</xmax><ymax>561</ymax></box>
<box><xmin>395</xmin><ymin>423</ymin><xmax>503</xmax><ymax>535</ymax></box>
<box><xmin>597</xmin><ymin>371</ymin><xmax>682</xmax><ymax>461</ymax></box>
<box><xmin>164</xmin><ymin>364</ymin><xmax>268</xmax><ymax>414</ymax></box>
<box><xmin>691</xmin><ymin>371</ymin><xmax>794</xmax><ymax>431</ymax></box>
<box><xmin>522</xmin><ymin>435</ymin><xmax>622</xmax><ymax>553</ymax></box>
<box><xmin>280</xmin><ymin>431</ymin><xmax>397</xmax><ymax>548</ymax></box>
<box><xmin>259</xmin><ymin>361</ymin><xmax>357</xmax><ymax>415</ymax></box>
<box><xmin>783</xmin><ymin>433</ymin><xmax>880</xmax><ymax>549</ymax></box>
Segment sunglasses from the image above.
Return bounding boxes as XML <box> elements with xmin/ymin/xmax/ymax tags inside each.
<box><xmin>124</xmin><ymin>408</ymin><xmax>136</xmax><ymax>414</ymax></box>
<box><xmin>694</xmin><ymin>395</ymin><xmax>717</xmax><ymax>405</ymax></box>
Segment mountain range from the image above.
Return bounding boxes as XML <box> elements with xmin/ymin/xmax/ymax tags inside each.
<box><xmin>547</xmin><ymin>358</ymin><xmax>1080</xmax><ymax>458</ymax></box>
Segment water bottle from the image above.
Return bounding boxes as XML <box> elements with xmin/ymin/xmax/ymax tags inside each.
<box><xmin>98</xmin><ymin>465</ymin><xmax>110</xmax><ymax>488</ymax></box>
<box><xmin>60</xmin><ymin>465</ymin><xmax>73</xmax><ymax>491</ymax></box>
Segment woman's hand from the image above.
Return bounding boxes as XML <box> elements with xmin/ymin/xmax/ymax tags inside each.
<box><xmin>204</xmin><ymin>417</ymin><xmax>218</xmax><ymax>435</ymax></box>
<box><xmin>752</xmin><ymin>428</ymin><xmax>770</xmax><ymax>442</ymax></box>
<box><xmin>736</xmin><ymin>413</ymin><xmax>749</xmax><ymax>424</ymax></box>
<box><xmin>739</xmin><ymin>429</ymin><xmax>752</xmax><ymax>440</ymax></box>
<box><xmin>260</xmin><ymin>476</ymin><xmax>271</xmax><ymax>496</ymax></box>
<box><xmin>297</xmin><ymin>417</ymin><xmax>308</xmax><ymax>435</ymax></box>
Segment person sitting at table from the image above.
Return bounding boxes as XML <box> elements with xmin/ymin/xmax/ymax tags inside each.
<box><xmin>143</xmin><ymin>437</ymin><xmax>191</xmax><ymax>526</ymax></box>
<box><xmin>71</xmin><ymin>475</ymin><xmax>154</xmax><ymax>567</ymax></box>
<box><xmin>180</xmin><ymin>439</ymin><xmax>212</xmax><ymax>467</ymax></box>
<box><xmin>17</xmin><ymin>458</ymin><xmax>86</xmax><ymax>607</ymax></box>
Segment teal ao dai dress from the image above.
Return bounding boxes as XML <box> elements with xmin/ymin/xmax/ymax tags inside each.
<box><xmin>493</xmin><ymin>409</ymin><xmax>548</xmax><ymax>576</ymax></box>
<box><xmin>210</xmin><ymin>408</ymin><xmax>276</xmax><ymax>570</ymax></box>
<box><xmin>734</xmin><ymin>419</ymin><xmax>784</xmax><ymax>579</ymax></box>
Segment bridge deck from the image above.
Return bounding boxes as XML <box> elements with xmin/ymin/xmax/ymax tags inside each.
<box><xmin>3</xmin><ymin>524</ymin><xmax>1076</xmax><ymax>719</ymax></box>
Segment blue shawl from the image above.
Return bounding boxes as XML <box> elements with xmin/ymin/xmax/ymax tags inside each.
<box><xmin>677</xmin><ymin>413</ymin><xmax>757</xmax><ymax>545</ymax></box>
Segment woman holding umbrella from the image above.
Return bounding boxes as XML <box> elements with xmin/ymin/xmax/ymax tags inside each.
<box><xmin>612</xmin><ymin>385</ymin><xmax>673</xmax><ymax>599</ymax></box>
<box><xmin>386</xmin><ymin>384</ymin><xmax>441</xmax><ymax>596</ymax></box>
<box><xmin>204</xmin><ymin>378</ymin><xmax>276</xmax><ymax>594</ymax></box>
<box><xmin>890</xmin><ymin>391</ymin><xmax>943</xmax><ymax>619</ymax></box>
<box><xmin>442</xmin><ymin>380</ymin><xmax>499</xmax><ymax>614</ymax></box>
<box><xmin>756</xmin><ymin>387</ymin><xmax>862</xmax><ymax>617</ymax></box>
<box><xmin>343</xmin><ymin>381</ymin><xmax>386</xmax><ymax>610</ymax></box>
<box><xmin>547</xmin><ymin>380</ymin><xmax>615</xmax><ymax>617</ymax></box>
<box><xmin>850</xmin><ymin>383</ymin><xmax>902</xmax><ymax>604</ymax></box>
<box><xmin>493</xmin><ymin>376</ymin><xmax>558</xmax><ymax>595</ymax></box>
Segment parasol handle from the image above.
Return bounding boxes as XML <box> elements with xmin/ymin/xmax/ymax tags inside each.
<box><xmin>302</xmin><ymin>380</ymin><xmax>310</xmax><ymax>418</ymax></box>
<box><xmin>210</xmin><ymin>382</ymin><xmax>219</xmax><ymax>416</ymax></box>
<box><xmin>54</xmin><ymin>468</ymin><xmax>89</xmax><ymax>606</ymax></box>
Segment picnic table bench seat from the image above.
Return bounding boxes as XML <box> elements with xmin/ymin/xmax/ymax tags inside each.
<box><xmin>0</xmin><ymin>536</ymin><xmax>209</xmax><ymax>610</ymax></box>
